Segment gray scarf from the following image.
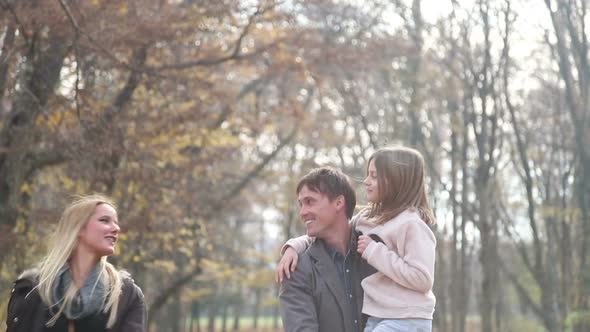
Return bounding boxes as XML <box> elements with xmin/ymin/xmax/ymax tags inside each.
<box><xmin>52</xmin><ymin>263</ymin><xmax>106</xmax><ymax>320</ymax></box>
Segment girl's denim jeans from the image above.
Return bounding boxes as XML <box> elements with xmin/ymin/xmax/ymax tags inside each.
<box><xmin>363</xmin><ymin>316</ymin><xmax>432</xmax><ymax>332</ymax></box>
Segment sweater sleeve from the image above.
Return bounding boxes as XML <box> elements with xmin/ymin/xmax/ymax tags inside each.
<box><xmin>280</xmin><ymin>235</ymin><xmax>314</xmax><ymax>255</ymax></box>
<box><xmin>362</xmin><ymin>220</ymin><xmax>435</xmax><ymax>293</ymax></box>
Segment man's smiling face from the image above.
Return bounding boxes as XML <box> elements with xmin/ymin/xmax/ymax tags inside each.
<box><xmin>298</xmin><ymin>185</ymin><xmax>340</xmax><ymax>239</ymax></box>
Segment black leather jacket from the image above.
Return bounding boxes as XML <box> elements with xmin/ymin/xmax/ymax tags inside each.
<box><xmin>6</xmin><ymin>269</ymin><xmax>147</xmax><ymax>332</ymax></box>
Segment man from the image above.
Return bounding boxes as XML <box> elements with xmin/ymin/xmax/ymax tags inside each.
<box><xmin>279</xmin><ymin>167</ymin><xmax>372</xmax><ymax>332</ymax></box>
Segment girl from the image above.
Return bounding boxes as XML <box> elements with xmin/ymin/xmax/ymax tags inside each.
<box><xmin>277</xmin><ymin>146</ymin><xmax>436</xmax><ymax>332</ymax></box>
<box><xmin>6</xmin><ymin>195</ymin><xmax>146</xmax><ymax>332</ymax></box>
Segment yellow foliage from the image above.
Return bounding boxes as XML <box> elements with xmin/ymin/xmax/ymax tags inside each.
<box><xmin>539</xmin><ymin>206</ymin><xmax>581</xmax><ymax>220</ymax></box>
<box><xmin>35</xmin><ymin>108</ymin><xmax>78</xmax><ymax>133</ymax></box>
<box><xmin>125</xmin><ymin>182</ymin><xmax>137</xmax><ymax>196</ymax></box>
<box><xmin>146</xmin><ymin>259</ymin><xmax>178</xmax><ymax>273</ymax></box>
<box><xmin>262</xmin><ymin>295</ymin><xmax>279</xmax><ymax>307</ymax></box>
<box><xmin>14</xmin><ymin>218</ymin><xmax>27</xmax><ymax>233</ymax></box>
<box><xmin>182</xmin><ymin>287</ymin><xmax>214</xmax><ymax>301</ymax></box>
<box><xmin>247</xmin><ymin>249</ymin><xmax>276</xmax><ymax>264</ymax></box>
<box><xmin>207</xmin><ymin>129</ymin><xmax>240</xmax><ymax>147</ymax></box>
<box><xmin>0</xmin><ymin>300</ymin><xmax>7</xmax><ymax>329</ymax></box>
<box><xmin>177</xmin><ymin>228</ymin><xmax>193</xmax><ymax>237</ymax></box>
<box><xmin>20</xmin><ymin>182</ymin><xmax>31</xmax><ymax>194</ymax></box>
<box><xmin>178</xmin><ymin>246</ymin><xmax>193</xmax><ymax>258</ymax></box>
<box><xmin>199</xmin><ymin>259</ymin><xmax>238</xmax><ymax>280</ymax></box>
<box><xmin>60</xmin><ymin>175</ymin><xmax>77</xmax><ymax>191</ymax></box>
<box><xmin>245</xmin><ymin>268</ymin><xmax>274</xmax><ymax>288</ymax></box>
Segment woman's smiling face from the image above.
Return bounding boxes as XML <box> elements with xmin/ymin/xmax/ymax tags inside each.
<box><xmin>77</xmin><ymin>203</ymin><xmax>120</xmax><ymax>258</ymax></box>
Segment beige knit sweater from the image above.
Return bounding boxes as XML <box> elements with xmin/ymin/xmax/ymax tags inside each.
<box><xmin>355</xmin><ymin>209</ymin><xmax>436</xmax><ymax>319</ymax></box>
<box><xmin>284</xmin><ymin>208</ymin><xmax>436</xmax><ymax>320</ymax></box>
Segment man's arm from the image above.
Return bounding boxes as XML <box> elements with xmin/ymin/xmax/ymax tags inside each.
<box><xmin>278</xmin><ymin>256</ymin><xmax>319</xmax><ymax>332</ymax></box>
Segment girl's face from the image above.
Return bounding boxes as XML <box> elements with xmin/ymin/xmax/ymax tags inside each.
<box><xmin>363</xmin><ymin>159</ymin><xmax>379</xmax><ymax>203</ymax></box>
<box><xmin>77</xmin><ymin>204</ymin><xmax>120</xmax><ymax>258</ymax></box>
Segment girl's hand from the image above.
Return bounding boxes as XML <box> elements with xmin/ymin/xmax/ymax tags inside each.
<box><xmin>275</xmin><ymin>247</ymin><xmax>299</xmax><ymax>283</ymax></box>
<box><xmin>357</xmin><ymin>234</ymin><xmax>374</xmax><ymax>255</ymax></box>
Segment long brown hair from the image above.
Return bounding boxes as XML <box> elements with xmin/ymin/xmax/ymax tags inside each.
<box><xmin>367</xmin><ymin>146</ymin><xmax>436</xmax><ymax>225</ymax></box>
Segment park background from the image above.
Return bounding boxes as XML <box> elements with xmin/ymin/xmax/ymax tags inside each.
<box><xmin>0</xmin><ymin>0</ymin><xmax>589</xmax><ymax>331</ymax></box>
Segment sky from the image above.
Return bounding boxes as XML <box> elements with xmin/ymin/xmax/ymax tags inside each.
<box><xmin>264</xmin><ymin>0</ymin><xmax>553</xmax><ymax>242</ymax></box>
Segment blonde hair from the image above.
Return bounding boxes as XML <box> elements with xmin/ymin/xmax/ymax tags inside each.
<box><xmin>367</xmin><ymin>147</ymin><xmax>436</xmax><ymax>225</ymax></box>
<box><xmin>37</xmin><ymin>194</ymin><xmax>124</xmax><ymax>328</ymax></box>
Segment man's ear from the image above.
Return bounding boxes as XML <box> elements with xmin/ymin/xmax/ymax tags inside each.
<box><xmin>335</xmin><ymin>196</ymin><xmax>344</xmax><ymax>208</ymax></box>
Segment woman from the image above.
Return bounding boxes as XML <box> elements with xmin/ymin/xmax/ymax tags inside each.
<box><xmin>6</xmin><ymin>195</ymin><xmax>146</xmax><ymax>332</ymax></box>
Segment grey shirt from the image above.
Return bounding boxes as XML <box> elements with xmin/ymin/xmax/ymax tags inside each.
<box><xmin>322</xmin><ymin>239</ymin><xmax>361</xmax><ymax>329</ymax></box>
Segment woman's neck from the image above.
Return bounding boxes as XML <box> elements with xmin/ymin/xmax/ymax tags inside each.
<box><xmin>69</xmin><ymin>250</ymin><xmax>100</xmax><ymax>288</ymax></box>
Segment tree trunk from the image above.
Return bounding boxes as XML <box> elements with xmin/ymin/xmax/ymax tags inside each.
<box><xmin>193</xmin><ymin>301</ymin><xmax>201</xmax><ymax>332</ymax></box>
<box><xmin>434</xmin><ymin>236</ymin><xmax>448</xmax><ymax>332</ymax></box>
<box><xmin>272</xmin><ymin>301</ymin><xmax>280</xmax><ymax>329</ymax></box>
<box><xmin>406</xmin><ymin>0</ymin><xmax>424</xmax><ymax>148</ymax></box>
<box><xmin>252</xmin><ymin>288</ymin><xmax>261</xmax><ymax>329</ymax></box>
<box><xmin>458</xmin><ymin>128</ymin><xmax>470</xmax><ymax>332</ymax></box>
<box><xmin>221</xmin><ymin>301</ymin><xmax>228</xmax><ymax>332</ymax></box>
<box><xmin>207</xmin><ymin>301</ymin><xmax>217</xmax><ymax>332</ymax></box>
<box><xmin>169</xmin><ymin>291</ymin><xmax>181</xmax><ymax>332</ymax></box>
<box><xmin>232</xmin><ymin>303</ymin><xmax>241</xmax><ymax>331</ymax></box>
<box><xmin>478</xmin><ymin>184</ymin><xmax>497</xmax><ymax>332</ymax></box>
<box><xmin>0</xmin><ymin>29</ymin><xmax>68</xmax><ymax>265</ymax></box>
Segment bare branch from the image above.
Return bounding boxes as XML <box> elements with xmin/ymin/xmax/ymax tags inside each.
<box><xmin>498</xmin><ymin>259</ymin><xmax>544</xmax><ymax>319</ymax></box>
<box><xmin>0</xmin><ymin>24</ymin><xmax>16</xmax><ymax>100</ymax></box>
<box><xmin>57</xmin><ymin>0</ymin><xmax>82</xmax><ymax>32</ymax></box>
<box><xmin>219</xmin><ymin>124</ymin><xmax>299</xmax><ymax>205</ymax></box>
<box><xmin>0</xmin><ymin>0</ymin><xmax>30</xmax><ymax>44</ymax></box>
<box><xmin>151</xmin><ymin>2</ymin><xmax>277</xmax><ymax>71</ymax></box>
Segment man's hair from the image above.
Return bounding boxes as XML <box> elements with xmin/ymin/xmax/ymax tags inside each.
<box><xmin>296</xmin><ymin>167</ymin><xmax>356</xmax><ymax>219</ymax></box>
